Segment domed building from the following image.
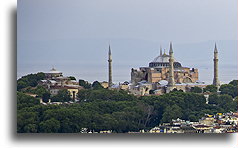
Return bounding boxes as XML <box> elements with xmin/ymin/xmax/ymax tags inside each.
<box><xmin>149</xmin><ymin>50</ymin><xmax>182</xmax><ymax>68</ymax></box>
<box><xmin>45</xmin><ymin>67</ymin><xmax>63</xmax><ymax>79</ymax></box>
<box><xmin>131</xmin><ymin>45</ymin><xmax>199</xmax><ymax>87</ymax></box>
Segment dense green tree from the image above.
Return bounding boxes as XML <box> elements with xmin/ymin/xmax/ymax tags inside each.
<box><xmin>188</xmin><ymin>115</ymin><xmax>197</xmax><ymax>122</ymax></box>
<box><xmin>161</xmin><ymin>104</ymin><xmax>182</xmax><ymax>123</ymax></box>
<box><xmin>78</xmin><ymin>79</ymin><xmax>91</xmax><ymax>89</ymax></box>
<box><xmin>34</xmin><ymin>86</ymin><xmax>49</xmax><ymax>97</ymax></box>
<box><xmin>234</xmin><ymin>86</ymin><xmax>238</xmax><ymax>97</ymax></box>
<box><xmin>234</xmin><ymin>96</ymin><xmax>238</xmax><ymax>111</ymax></box>
<box><xmin>208</xmin><ymin>93</ymin><xmax>219</xmax><ymax>105</ymax></box>
<box><xmin>17</xmin><ymin>80</ymin><xmax>28</xmax><ymax>91</ymax></box>
<box><xmin>204</xmin><ymin>85</ymin><xmax>217</xmax><ymax>93</ymax></box>
<box><xmin>220</xmin><ymin>84</ymin><xmax>237</xmax><ymax>97</ymax></box>
<box><xmin>51</xmin><ymin>89</ymin><xmax>71</xmax><ymax>102</ymax></box>
<box><xmin>39</xmin><ymin>118</ymin><xmax>60</xmax><ymax>133</ymax></box>
<box><xmin>229</xmin><ymin>80</ymin><xmax>238</xmax><ymax>86</ymax></box>
<box><xmin>17</xmin><ymin>92</ymin><xmax>40</xmax><ymax>110</ymax></box>
<box><xmin>17</xmin><ymin>111</ymin><xmax>39</xmax><ymax>133</ymax></box>
<box><xmin>23</xmin><ymin>124</ymin><xmax>38</xmax><ymax>133</ymax></box>
<box><xmin>92</xmin><ymin>81</ymin><xmax>103</xmax><ymax>89</ymax></box>
<box><xmin>190</xmin><ymin>86</ymin><xmax>203</xmax><ymax>93</ymax></box>
<box><xmin>218</xmin><ymin>94</ymin><xmax>236</xmax><ymax>112</ymax></box>
<box><xmin>17</xmin><ymin>77</ymin><xmax>237</xmax><ymax>133</ymax></box>
<box><xmin>42</xmin><ymin>92</ymin><xmax>51</xmax><ymax>103</ymax></box>
<box><xmin>17</xmin><ymin>72</ymin><xmax>46</xmax><ymax>91</ymax></box>
<box><xmin>208</xmin><ymin>94</ymin><xmax>236</xmax><ymax>112</ymax></box>
<box><xmin>78</xmin><ymin>89</ymin><xmax>135</xmax><ymax>102</ymax></box>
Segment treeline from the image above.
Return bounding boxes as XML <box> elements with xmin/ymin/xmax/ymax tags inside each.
<box><xmin>17</xmin><ymin>72</ymin><xmax>46</xmax><ymax>91</ymax></box>
<box><xmin>17</xmin><ymin>85</ymin><xmax>237</xmax><ymax>133</ymax></box>
<box><xmin>189</xmin><ymin>80</ymin><xmax>237</xmax><ymax>96</ymax></box>
<box><xmin>17</xmin><ymin>73</ymin><xmax>105</xmax><ymax>102</ymax></box>
<box><xmin>219</xmin><ymin>80</ymin><xmax>237</xmax><ymax>97</ymax></box>
<box><xmin>17</xmin><ymin>73</ymin><xmax>237</xmax><ymax>133</ymax></box>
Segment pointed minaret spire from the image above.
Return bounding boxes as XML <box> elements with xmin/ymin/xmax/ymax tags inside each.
<box><xmin>167</xmin><ymin>42</ymin><xmax>175</xmax><ymax>92</ymax></box>
<box><xmin>109</xmin><ymin>44</ymin><xmax>111</xmax><ymax>55</ymax></box>
<box><xmin>169</xmin><ymin>42</ymin><xmax>173</xmax><ymax>53</ymax></box>
<box><xmin>164</xmin><ymin>49</ymin><xmax>166</xmax><ymax>55</ymax></box>
<box><xmin>214</xmin><ymin>43</ymin><xmax>218</xmax><ymax>53</ymax></box>
<box><xmin>213</xmin><ymin>43</ymin><xmax>220</xmax><ymax>89</ymax></box>
<box><xmin>160</xmin><ymin>46</ymin><xmax>162</xmax><ymax>56</ymax></box>
<box><xmin>108</xmin><ymin>44</ymin><xmax>113</xmax><ymax>88</ymax></box>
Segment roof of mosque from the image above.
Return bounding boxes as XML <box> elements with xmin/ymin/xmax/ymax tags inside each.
<box><xmin>152</xmin><ymin>53</ymin><xmax>176</xmax><ymax>63</ymax></box>
<box><xmin>46</xmin><ymin>68</ymin><xmax>62</xmax><ymax>74</ymax></box>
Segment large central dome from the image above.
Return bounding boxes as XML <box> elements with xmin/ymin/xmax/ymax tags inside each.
<box><xmin>149</xmin><ymin>51</ymin><xmax>182</xmax><ymax>68</ymax></box>
<box><xmin>152</xmin><ymin>53</ymin><xmax>174</xmax><ymax>63</ymax></box>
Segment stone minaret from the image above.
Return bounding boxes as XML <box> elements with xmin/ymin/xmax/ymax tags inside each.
<box><xmin>108</xmin><ymin>45</ymin><xmax>113</xmax><ymax>88</ymax></box>
<box><xmin>160</xmin><ymin>46</ymin><xmax>162</xmax><ymax>56</ymax></box>
<box><xmin>213</xmin><ymin>43</ymin><xmax>220</xmax><ymax>88</ymax></box>
<box><xmin>167</xmin><ymin>42</ymin><xmax>175</xmax><ymax>92</ymax></box>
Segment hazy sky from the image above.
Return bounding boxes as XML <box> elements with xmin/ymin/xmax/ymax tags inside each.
<box><xmin>17</xmin><ymin>0</ymin><xmax>237</xmax><ymax>83</ymax></box>
<box><xmin>18</xmin><ymin>0</ymin><xmax>237</xmax><ymax>42</ymax></box>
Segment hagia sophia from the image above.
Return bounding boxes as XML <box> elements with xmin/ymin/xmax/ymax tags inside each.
<box><xmin>40</xmin><ymin>42</ymin><xmax>221</xmax><ymax>97</ymax></box>
<box><xmin>107</xmin><ymin>42</ymin><xmax>220</xmax><ymax>96</ymax></box>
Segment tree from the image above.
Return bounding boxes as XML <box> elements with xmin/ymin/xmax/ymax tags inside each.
<box><xmin>161</xmin><ymin>104</ymin><xmax>182</xmax><ymax>123</ymax></box>
<box><xmin>190</xmin><ymin>86</ymin><xmax>202</xmax><ymax>93</ymax></box>
<box><xmin>17</xmin><ymin>111</ymin><xmax>39</xmax><ymax>133</ymax></box>
<box><xmin>219</xmin><ymin>84</ymin><xmax>236</xmax><ymax>97</ymax></box>
<box><xmin>51</xmin><ymin>89</ymin><xmax>71</xmax><ymax>102</ymax></box>
<box><xmin>17</xmin><ymin>80</ymin><xmax>28</xmax><ymax>91</ymax></box>
<box><xmin>17</xmin><ymin>79</ymin><xmax>237</xmax><ymax>133</ymax></box>
<box><xmin>92</xmin><ymin>81</ymin><xmax>103</xmax><ymax>89</ymax></box>
<box><xmin>78</xmin><ymin>79</ymin><xmax>91</xmax><ymax>89</ymax></box>
<box><xmin>34</xmin><ymin>85</ymin><xmax>49</xmax><ymax>97</ymax></box>
<box><xmin>229</xmin><ymin>80</ymin><xmax>238</xmax><ymax>86</ymax></box>
<box><xmin>39</xmin><ymin>118</ymin><xmax>60</xmax><ymax>133</ymax></box>
<box><xmin>68</xmin><ymin>76</ymin><xmax>76</xmax><ymax>80</ymax></box>
<box><xmin>218</xmin><ymin>94</ymin><xmax>235</xmax><ymax>112</ymax></box>
<box><xmin>235</xmin><ymin>96</ymin><xmax>238</xmax><ymax>110</ymax></box>
<box><xmin>77</xmin><ymin>89</ymin><xmax>135</xmax><ymax>102</ymax></box>
<box><xmin>17</xmin><ymin>72</ymin><xmax>46</xmax><ymax>91</ymax></box>
<box><xmin>23</xmin><ymin>124</ymin><xmax>38</xmax><ymax>133</ymax></box>
<box><xmin>42</xmin><ymin>92</ymin><xmax>51</xmax><ymax>103</ymax></box>
<box><xmin>204</xmin><ymin>85</ymin><xmax>217</xmax><ymax>93</ymax></box>
<box><xmin>208</xmin><ymin>94</ymin><xmax>236</xmax><ymax>112</ymax></box>
<box><xmin>17</xmin><ymin>92</ymin><xmax>40</xmax><ymax>110</ymax></box>
<box><xmin>188</xmin><ymin>115</ymin><xmax>197</xmax><ymax>122</ymax></box>
<box><xmin>208</xmin><ymin>93</ymin><xmax>219</xmax><ymax>105</ymax></box>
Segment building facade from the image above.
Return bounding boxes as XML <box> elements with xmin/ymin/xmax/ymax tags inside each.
<box><xmin>39</xmin><ymin>68</ymin><xmax>83</xmax><ymax>99</ymax></box>
<box><xmin>131</xmin><ymin>44</ymin><xmax>199</xmax><ymax>89</ymax></box>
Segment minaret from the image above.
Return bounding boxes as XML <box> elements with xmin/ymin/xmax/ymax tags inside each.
<box><xmin>160</xmin><ymin>46</ymin><xmax>162</xmax><ymax>56</ymax></box>
<box><xmin>108</xmin><ymin>45</ymin><xmax>113</xmax><ymax>88</ymax></box>
<box><xmin>167</xmin><ymin>42</ymin><xmax>175</xmax><ymax>92</ymax></box>
<box><xmin>213</xmin><ymin>43</ymin><xmax>220</xmax><ymax>88</ymax></box>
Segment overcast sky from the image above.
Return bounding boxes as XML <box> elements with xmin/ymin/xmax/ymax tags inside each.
<box><xmin>17</xmin><ymin>0</ymin><xmax>237</xmax><ymax>83</ymax></box>
<box><xmin>18</xmin><ymin>0</ymin><xmax>237</xmax><ymax>42</ymax></box>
